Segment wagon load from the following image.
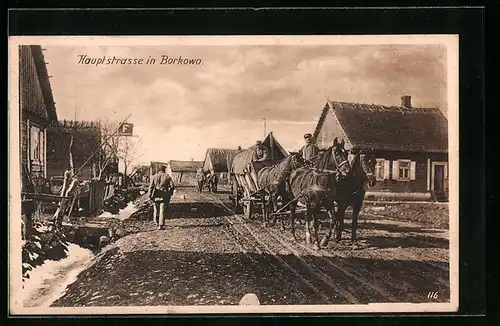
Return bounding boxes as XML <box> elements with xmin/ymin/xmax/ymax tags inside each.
<box><xmin>229</xmin><ymin>132</ymin><xmax>289</xmax><ymax>218</ymax></box>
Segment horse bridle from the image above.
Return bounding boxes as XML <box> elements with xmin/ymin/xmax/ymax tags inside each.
<box><xmin>311</xmin><ymin>147</ymin><xmax>350</xmax><ymax>176</ymax></box>
<box><xmin>359</xmin><ymin>153</ymin><xmax>375</xmax><ymax>179</ymax></box>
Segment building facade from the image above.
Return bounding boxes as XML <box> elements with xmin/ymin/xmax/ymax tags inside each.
<box><xmin>19</xmin><ymin>45</ymin><xmax>58</xmax><ymax>192</ymax></box>
<box><xmin>312</xmin><ymin>96</ymin><xmax>448</xmax><ymax>201</ymax></box>
<box><xmin>166</xmin><ymin>160</ymin><xmax>204</xmax><ymax>186</ymax></box>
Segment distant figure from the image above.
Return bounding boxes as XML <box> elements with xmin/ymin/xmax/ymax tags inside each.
<box><xmin>239</xmin><ymin>293</ymin><xmax>260</xmax><ymax>305</ymax></box>
<box><xmin>196</xmin><ymin>168</ymin><xmax>205</xmax><ymax>193</ymax></box>
<box><xmin>148</xmin><ymin>165</ymin><xmax>175</xmax><ymax>230</ymax></box>
<box><xmin>207</xmin><ymin>170</ymin><xmax>219</xmax><ymax>193</ymax></box>
<box><xmin>299</xmin><ymin>133</ymin><xmax>320</xmax><ymax>163</ymax></box>
<box><xmin>252</xmin><ymin>140</ymin><xmax>270</xmax><ymax>162</ymax></box>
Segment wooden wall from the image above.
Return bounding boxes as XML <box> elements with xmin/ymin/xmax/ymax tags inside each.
<box><xmin>19</xmin><ymin>45</ymin><xmax>50</xmax><ymax>182</ymax></box>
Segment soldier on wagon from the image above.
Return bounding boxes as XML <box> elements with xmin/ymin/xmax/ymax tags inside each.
<box><xmin>299</xmin><ymin>133</ymin><xmax>320</xmax><ymax>163</ymax></box>
<box><xmin>252</xmin><ymin>140</ymin><xmax>270</xmax><ymax>162</ymax></box>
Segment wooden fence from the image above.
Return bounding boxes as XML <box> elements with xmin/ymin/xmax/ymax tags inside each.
<box><xmin>88</xmin><ymin>180</ymin><xmax>116</xmax><ymax>215</ymax></box>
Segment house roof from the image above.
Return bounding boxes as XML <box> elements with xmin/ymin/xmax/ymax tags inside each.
<box><xmin>204</xmin><ymin>148</ymin><xmax>244</xmax><ymax>172</ymax></box>
<box><xmin>30</xmin><ymin>45</ymin><xmax>58</xmax><ymax>122</ymax></box>
<box><xmin>232</xmin><ymin>132</ymin><xmax>289</xmax><ymax>174</ymax></box>
<box><xmin>313</xmin><ymin>100</ymin><xmax>448</xmax><ymax>153</ymax></box>
<box><xmin>168</xmin><ymin>160</ymin><xmax>204</xmax><ymax>172</ymax></box>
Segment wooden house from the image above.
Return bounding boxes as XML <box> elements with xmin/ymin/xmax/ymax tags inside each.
<box><xmin>203</xmin><ymin>147</ymin><xmax>244</xmax><ymax>182</ymax></box>
<box><xmin>19</xmin><ymin>45</ymin><xmax>58</xmax><ymax>193</ymax></box>
<box><xmin>166</xmin><ymin>160</ymin><xmax>204</xmax><ymax>186</ymax></box>
<box><xmin>312</xmin><ymin>96</ymin><xmax>448</xmax><ymax>201</ymax></box>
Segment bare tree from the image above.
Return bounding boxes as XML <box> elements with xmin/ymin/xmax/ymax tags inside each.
<box><xmin>118</xmin><ymin>136</ymin><xmax>145</xmax><ymax>180</ymax></box>
<box><xmin>96</xmin><ymin>119</ymin><xmax>121</xmax><ymax>179</ymax></box>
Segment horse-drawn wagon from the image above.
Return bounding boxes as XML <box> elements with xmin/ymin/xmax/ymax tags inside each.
<box><xmin>230</xmin><ymin>134</ymin><xmax>377</xmax><ymax>247</ymax></box>
<box><xmin>229</xmin><ymin>133</ymin><xmax>289</xmax><ymax>219</ymax></box>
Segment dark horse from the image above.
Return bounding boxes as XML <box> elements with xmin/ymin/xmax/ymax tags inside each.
<box><xmin>330</xmin><ymin>148</ymin><xmax>377</xmax><ymax>242</ymax></box>
<box><xmin>256</xmin><ymin>152</ymin><xmax>305</xmax><ymax>227</ymax></box>
<box><xmin>205</xmin><ymin>173</ymin><xmax>219</xmax><ymax>193</ymax></box>
<box><xmin>287</xmin><ymin>138</ymin><xmax>351</xmax><ymax>250</ymax></box>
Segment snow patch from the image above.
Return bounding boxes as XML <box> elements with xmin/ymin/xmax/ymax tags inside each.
<box><xmin>36</xmin><ymin>225</ymin><xmax>50</xmax><ymax>232</ymax></box>
<box><xmin>98</xmin><ymin>201</ymin><xmax>137</xmax><ymax>221</ymax></box>
<box><xmin>20</xmin><ymin>243</ymin><xmax>94</xmax><ymax>307</ymax></box>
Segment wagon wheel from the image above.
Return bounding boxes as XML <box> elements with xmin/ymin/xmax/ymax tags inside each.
<box><xmin>243</xmin><ymin>200</ymin><xmax>253</xmax><ymax>219</ymax></box>
<box><xmin>231</xmin><ymin>181</ymin><xmax>241</xmax><ymax>211</ymax></box>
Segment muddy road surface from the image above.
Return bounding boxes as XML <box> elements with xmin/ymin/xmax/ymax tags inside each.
<box><xmin>52</xmin><ymin>187</ymin><xmax>450</xmax><ymax>307</ymax></box>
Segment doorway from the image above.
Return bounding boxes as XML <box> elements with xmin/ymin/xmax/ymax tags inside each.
<box><xmin>431</xmin><ymin>162</ymin><xmax>448</xmax><ymax>201</ymax></box>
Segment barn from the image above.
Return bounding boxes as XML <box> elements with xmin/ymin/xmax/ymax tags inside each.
<box><xmin>19</xmin><ymin>45</ymin><xmax>58</xmax><ymax>193</ymax></box>
<box><xmin>203</xmin><ymin>148</ymin><xmax>244</xmax><ymax>182</ymax></box>
<box><xmin>166</xmin><ymin>160</ymin><xmax>204</xmax><ymax>186</ymax></box>
<box><xmin>312</xmin><ymin>96</ymin><xmax>448</xmax><ymax>202</ymax></box>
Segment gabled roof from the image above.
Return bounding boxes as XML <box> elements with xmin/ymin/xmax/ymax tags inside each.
<box><xmin>204</xmin><ymin>148</ymin><xmax>244</xmax><ymax>172</ymax></box>
<box><xmin>232</xmin><ymin>132</ymin><xmax>289</xmax><ymax>174</ymax></box>
<box><xmin>167</xmin><ymin>160</ymin><xmax>204</xmax><ymax>172</ymax></box>
<box><xmin>313</xmin><ymin>100</ymin><xmax>448</xmax><ymax>153</ymax></box>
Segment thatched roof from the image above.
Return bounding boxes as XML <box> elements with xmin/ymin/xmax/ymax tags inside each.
<box><xmin>203</xmin><ymin>148</ymin><xmax>243</xmax><ymax>172</ymax></box>
<box><xmin>168</xmin><ymin>160</ymin><xmax>204</xmax><ymax>173</ymax></box>
<box><xmin>231</xmin><ymin>133</ymin><xmax>288</xmax><ymax>175</ymax></box>
<box><xmin>313</xmin><ymin>100</ymin><xmax>448</xmax><ymax>153</ymax></box>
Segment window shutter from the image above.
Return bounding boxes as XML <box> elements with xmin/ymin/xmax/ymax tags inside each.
<box><xmin>40</xmin><ymin>130</ymin><xmax>45</xmax><ymax>163</ymax></box>
<box><xmin>392</xmin><ymin>160</ymin><xmax>399</xmax><ymax>180</ymax></box>
<box><xmin>410</xmin><ymin>161</ymin><xmax>416</xmax><ymax>180</ymax></box>
<box><xmin>383</xmin><ymin>160</ymin><xmax>390</xmax><ymax>179</ymax></box>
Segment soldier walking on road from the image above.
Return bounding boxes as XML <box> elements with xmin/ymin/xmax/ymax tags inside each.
<box><xmin>149</xmin><ymin>165</ymin><xmax>175</xmax><ymax>230</ymax></box>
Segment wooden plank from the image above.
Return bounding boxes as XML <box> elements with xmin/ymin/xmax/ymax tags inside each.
<box><xmin>21</xmin><ymin>192</ymin><xmax>69</xmax><ymax>201</ymax></box>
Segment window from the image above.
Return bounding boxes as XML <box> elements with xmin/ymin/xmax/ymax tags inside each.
<box><xmin>29</xmin><ymin>125</ymin><xmax>45</xmax><ymax>162</ymax></box>
<box><xmin>399</xmin><ymin>160</ymin><xmax>411</xmax><ymax>179</ymax></box>
<box><xmin>392</xmin><ymin>159</ymin><xmax>416</xmax><ymax>181</ymax></box>
<box><xmin>375</xmin><ymin>159</ymin><xmax>388</xmax><ymax>180</ymax></box>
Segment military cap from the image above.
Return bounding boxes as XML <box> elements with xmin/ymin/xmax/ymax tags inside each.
<box><xmin>304</xmin><ymin>133</ymin><xmax>312</xmax><ymax>139</ymax></box>
<box><xmin>256</xmin><ymin>140</ymin><xmax>262</xmax><ymax>144</ymax></box>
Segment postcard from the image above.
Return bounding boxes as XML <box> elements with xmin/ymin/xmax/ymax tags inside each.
<box><xmin>9</xmin><ymin>35</ymin><xmax>458</xmax><ymax>315</ymax></box>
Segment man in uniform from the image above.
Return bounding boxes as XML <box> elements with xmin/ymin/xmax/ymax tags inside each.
<box><xmin>252</xmin><ymin>140</ymin><xmax>271</xmax><ymax>162</ymax></box>
<box><xmin>148</xmin><ymin>165</ymin><xmax>175</xmax><ymax>230</ymax></box>
<box><xmin>299</xmin><ymin>133</ymin><xmax>320</xmax><ymax>163</ymax></box>
<box><xmin>196</xmin><ymin>167</ymin><xmax>205</xmax><ymax>193</ymax></box>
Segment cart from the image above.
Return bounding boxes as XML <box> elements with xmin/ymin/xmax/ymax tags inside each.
<box><xmin>229</xmin><ymin>132</ymin><xmax>289</xmax><ymax>219</ymax></box>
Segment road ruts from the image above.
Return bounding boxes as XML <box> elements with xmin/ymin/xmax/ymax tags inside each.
<box><xmin>202</xmin><ymin>193</ymin><xmax>372</xmax><ymax>304</ymax></box>
<box><xmin>203</xmin><ymin>192</ymin><xmax>449</xmax><ymax>304</ymax></box>
<box><xmin>199</xmin><ymin>193</ymin><xmax>354</xmax><ymax>304</ymax></box>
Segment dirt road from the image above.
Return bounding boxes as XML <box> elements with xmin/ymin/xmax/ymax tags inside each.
<box><xmin>52</xmin><ymin>187</ymin><xmax>449</xmax><ymax>307</ymax></box>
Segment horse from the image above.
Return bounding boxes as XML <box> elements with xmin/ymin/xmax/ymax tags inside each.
<box><xmin>205</xmin><ymin>173</ymin><xmax>219</xmax><ymax>193</ymax></box>
<box><xmin>287</xmin><ymin>137</ymin><xmax>351</xmax><ymax>250</ymax></box>
<box><xmin>330</xmin><ymin>148</ymin><xmax>377</xmax><ymax>242</ymax></box>
<box><xmin>256</xmin><ymin>152</ymin><xmax>305</xmax><ymax>227</ymax></box>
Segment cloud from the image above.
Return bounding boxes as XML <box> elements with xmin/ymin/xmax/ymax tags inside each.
<box><xmin>43</xmin><ymin>43</ymin><xmax>447</xmax><ymax>166</ymax></box>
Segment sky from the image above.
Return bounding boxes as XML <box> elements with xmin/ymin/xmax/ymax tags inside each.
<box><xmin>43</xmin><ymin>44</ymin><xmax>447</xmax><ymax>167</ymax></box>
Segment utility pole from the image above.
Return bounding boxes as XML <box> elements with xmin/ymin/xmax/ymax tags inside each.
<box><xmin>262</xmin><ymin>118</ymin><xmax>267</xmax><ymax>138</ymax></box>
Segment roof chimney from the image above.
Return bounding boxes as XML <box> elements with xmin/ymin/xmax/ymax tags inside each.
<box><xmin>401</xmin><ymin>95</ymin><xmax>412</xmax><ymax>108</ymax></box>
<box><xmin>237</xmin><ymin>146</ymin><xmax>242</xmax><ymax>150</ymax></box>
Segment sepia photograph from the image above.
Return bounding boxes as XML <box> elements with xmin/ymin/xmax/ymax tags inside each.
<box><xmin>8</xmin><ymin>35</ymin><xmax>458</xmax><ymax>314</ymax></box>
